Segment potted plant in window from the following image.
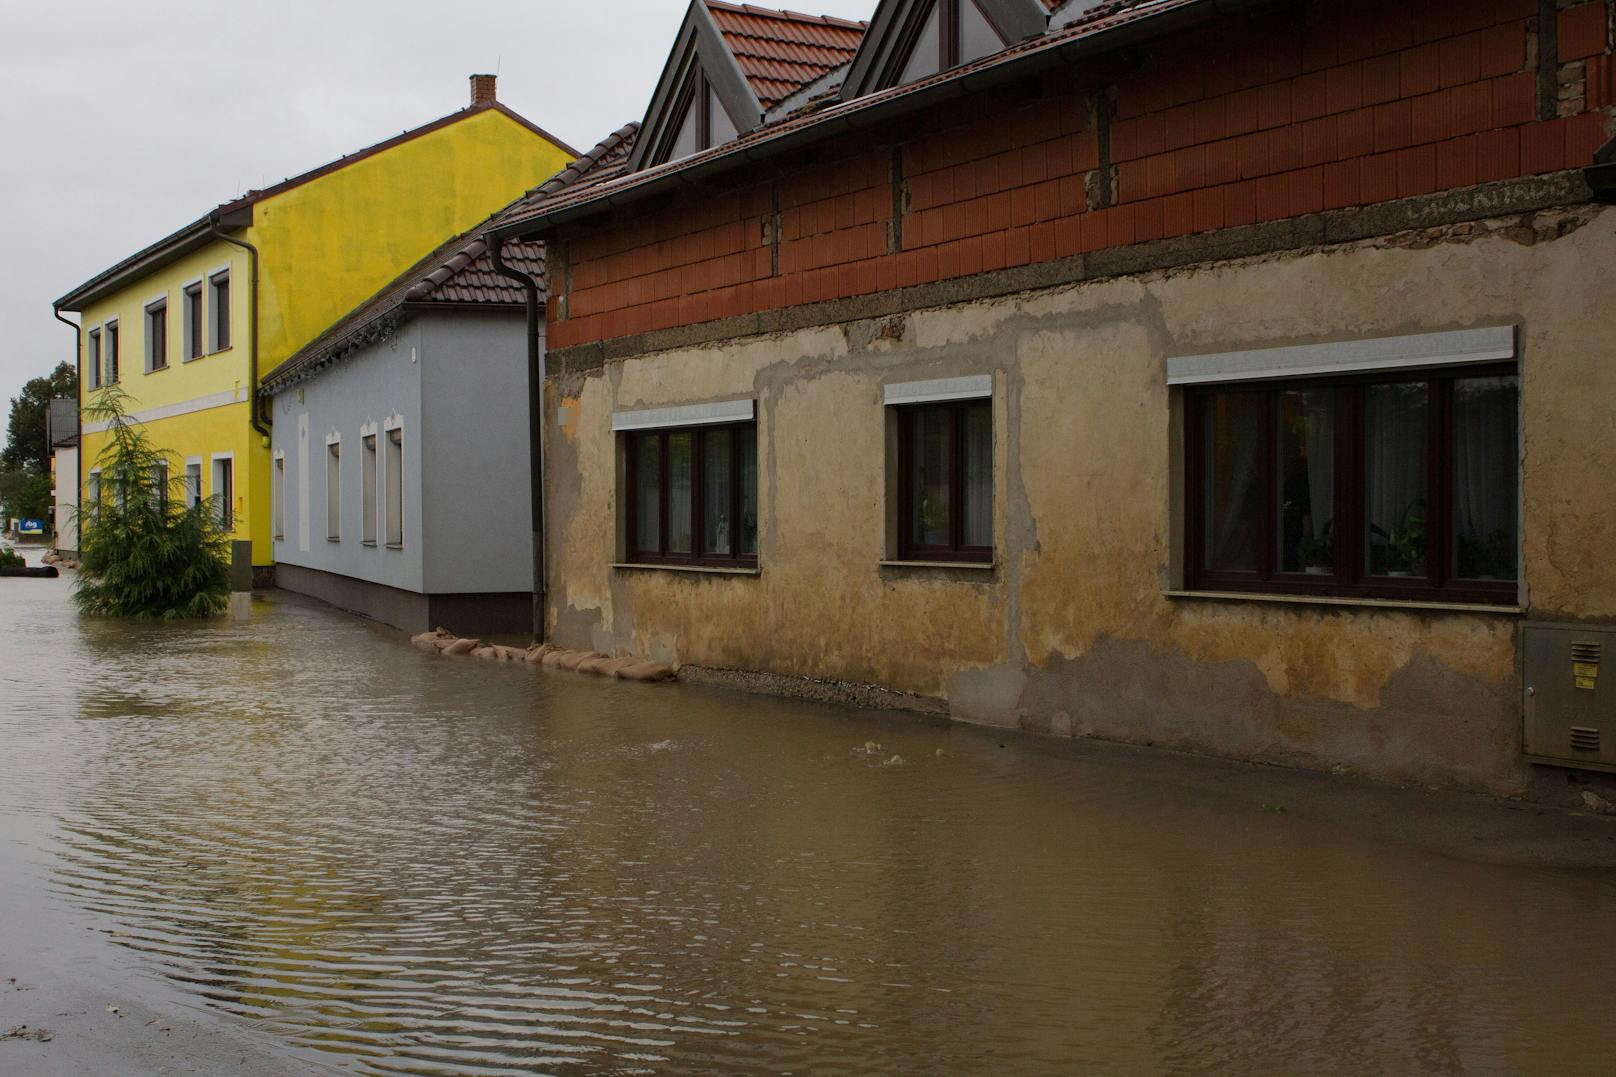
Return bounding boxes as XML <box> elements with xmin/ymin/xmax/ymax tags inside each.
<box><xmin>1296</xmin><ymin>521</ymin><xmax>1333</xmax><ymax>575</ymax></box>
<box><xmin>1371</xmin><ymin>501</ymin><xmax>1427</xmax><ymax>577</ymax></box>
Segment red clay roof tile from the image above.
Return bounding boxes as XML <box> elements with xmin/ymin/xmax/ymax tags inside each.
<box><xmin>706</xmin><ymin>1</ymin><xmax>868</xmax><ymax>109</ymax></box>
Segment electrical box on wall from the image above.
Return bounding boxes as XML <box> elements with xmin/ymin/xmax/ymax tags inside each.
<box><xmin>1523</xmin><ymin>624</ymin><xmax>1616</xmax><ymax>773</ymax></box>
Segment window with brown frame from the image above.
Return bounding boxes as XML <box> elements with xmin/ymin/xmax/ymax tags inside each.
<box><xmin>1184</xmin><ymin>365</ymin><xmax>1519</xmax><ymax>604</ymax></box>
<box><xmin>896</xmin><ymin>400</ymin><xmax>993</xmax><ymax>562</ymax></box>
<box><xmin>655</xmin><ymin>65</ymin><xmax>739</xmax><ymax>164</ymax></box>
<box><xmin>183</xmin><ymin>282</ymin><xmax>204</xmax><ymax>359</ymax></box>
<box><xmin>625</xmin><ymin>421</ymin><xmax>757</xmax><ymax>567</ymax></box>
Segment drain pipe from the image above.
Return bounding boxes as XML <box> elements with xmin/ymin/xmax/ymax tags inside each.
<box><xmin>489</xmin><ymin>236</ymin><xmax>547</xmax><ymax>644</ymax></box>
<box><xmin>52</xmin><ymin>307</ymin><xmax>81</xmax><ymax>553</ymax></box>
<box><xmin>206</xmin><ymin>215</ymin><xmax>270</xmax><ymax>441</ymax></box>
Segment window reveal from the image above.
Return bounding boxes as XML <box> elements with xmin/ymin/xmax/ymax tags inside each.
<box><xmin>1186</xmin><ymin>367</ymin><xmax>1519</xmax><ymax>603</ymax></box>
<box><xmin>625</xmin><ymin>422</ymin><xmax>758</xmax><ymax>566</ymax></box>
<box><xmin>897</xmin><ymin>400</ymin><xmax>993</xmax><ymax>562</ymax></box>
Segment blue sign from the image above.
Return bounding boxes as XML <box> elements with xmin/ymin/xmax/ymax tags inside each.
<box><xmin>18</xmin><ymin>519</ymin><xmax>44</xmax><ymax>535</ymax></box>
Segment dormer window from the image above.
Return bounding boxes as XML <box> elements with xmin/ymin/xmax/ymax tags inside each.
<box><xmin>891</xmin><ymin>0</ymin><xmax>1007</xmax><ymax>86</ymax></box>
<box><xmin>660</xmin><ymin>65</ymin><xmax>739</xmax><ymax>164</ymax></box>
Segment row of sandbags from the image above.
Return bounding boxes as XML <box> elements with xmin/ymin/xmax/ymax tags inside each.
<box><xmin>41</xmin><ymin>550</ymin><xmax>80</xmax><ymax>570</ymax></box>
<box><xmin>409</xmin><ymin>627</ymin><xmax>676</xmax><ymax>683</ymax></box>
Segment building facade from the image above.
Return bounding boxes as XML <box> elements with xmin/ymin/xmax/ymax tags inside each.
<box><xmin>491</xmin><ymin>0</ymin><xmax>1616</xmax><ymax>799</ymax></box>
<box><xmin>45</xmin><ymin>397</ymin><xmax>78</xmax><ymax>554</ymax></box>
<box><xmin>54</xmin><ymin>76</ymin><xmax>576</xmax><ymax>577</ymax></box>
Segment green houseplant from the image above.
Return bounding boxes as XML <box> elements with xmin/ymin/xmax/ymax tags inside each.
<box><xmin>1295</xmin><ymin>520</ymin><xmax>1334</xmax><ymax>575</ymax></box>
<box><xmin>73</xmin><ymin>386</ymin><xmax>231</xmax><ymax>619</ymax></box>
<box><xmin>1371</xmin><ymin>501</ymin><xmax>1427</xmax><ymax>577</ymax></box>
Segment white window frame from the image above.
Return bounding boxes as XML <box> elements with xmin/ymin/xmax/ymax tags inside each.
<box><xmin>382</xmin><ymin>416</ymin><xmax>404</xmax><ymax>550</ymax></box>
<box><xmin>325</xmin><ymin>433</ymin><xmax>342</xmax><ymax>542</ymax></box>
<box><xmin>86</xmin><ymin>468</ymin><xmax>102</xmax><ymax>523</ymax></box>
<box><xmin>103</xmin><ymin>318</ymin><xmax>120</xmax><ymax>385</ymax></box>
<box><xmin>183</xmin><ymin>457</ymin><xmax>203</xmax><ymax>509</ymax></box>
<box><xmin>144</xmin><ymin>293</ymin><xmax>169</xmax><ymax>373</ymax></box>
<box><xmin>210</xmin><ymin>452</ymin><xmax>235</xmax><ymax>531</ymax></box>
<box><xmin>271</xmin><ymin>450</ymin><xmax>286</xmax><ymax>541</ymax></box>
<box><xmin>87</xmin><ymin>325</ymin><xmax>102</xmax><ymax>389</ymax></box>
<box><xmin>207</xmin><ymin>265</ymin><xmax>232</xmax><ymax>353</ymax></box>
<box><xmin>359</xmin><ymin>422</ymin><xmax>378</xmax><ymax>546</ymax></box>
<box><xmin>181</xmin><ymin>278</ymin><xmax>205</xmax><ymax>361</ymax></box>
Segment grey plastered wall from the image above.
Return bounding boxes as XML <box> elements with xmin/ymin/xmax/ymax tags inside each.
<box><xmin>417</xmin><ymin>310</ymin><xmax>533</xmax><ymax>595</ymax></box>
<box><xmin>270</xmin><ymin>322</ymin><xmax>426</xmax><ymax>594</ymax></box>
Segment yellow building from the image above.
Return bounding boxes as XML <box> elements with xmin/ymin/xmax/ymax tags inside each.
<box><xmin>54</xmin><ymin>76</ymin><xmax>575</xmax><ymax>573</ymax></box>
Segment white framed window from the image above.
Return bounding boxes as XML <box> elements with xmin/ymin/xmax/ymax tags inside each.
<box><xmin>145</xmin><ymin>297</ymin><xmax>168</xmax><ymax>372</ymax></box>
<box><xmin>104</xmin><ymin>319</ymin><xmax>120</xmax><ymax>384</ymax></box>
<box><xmin>183</xmin><ymin>458</ymin><xmax>203</xmax><ymax>508</ymax></box>
<box><xmin>326</xmin><ymin>436</ymin><xmax>341</xmax><ymax>542</ymax></box>
<box><xmin>272</xmin><ymin>452</ymin><xmax>286</xmax><ymax>540</ymax></box>
<box><xmin>360</xmin><ymin>427</ymin><xmax>378</xmax><ymax>545</ymax></box>
<box><xmin>182</xmin><ymin>280</ymin><xmax>204</xmax><ymax>360</ymax></box>
<box><xmin>209</xmin><ymin>269</ymin><xmax>231</xmax><ymax>352</ymax></box>
<box><xmin>211</xmin><ymin>453</ymin><xmax>234</xmax><ymax>531</ymax></box>
<box><xmin>384</xmin><ymin>421</ymin><xmax>403</xmax><ymax>549</ymax></box>
<box><xmin>150</xmin><ymin>462</ymin><xmax>169</xmax><ymax>513</ymax></box>
<box><xmin>87</xmin><ymin>327</ymin><xmax>102</xmax><ymax>389</ymax></box>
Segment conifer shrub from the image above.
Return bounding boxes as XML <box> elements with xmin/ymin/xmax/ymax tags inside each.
<box><xmin>74</xmin><ymin>387</ymin><xmax>230</xmax><ymax>618</ymax></box>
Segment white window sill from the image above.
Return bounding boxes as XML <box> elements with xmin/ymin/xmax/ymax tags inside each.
<box><xmin>327</xmin><ymin>537</ymin><xmax>341</xmax><ymax>544</ymax></box>
<box><xmin>879</xmin><ymin>559</ymin><xmax>995</xmax><ymax>571</ymax></box>
<box><xmin>209</xmin><ymin>346</ymin><xmax>233</xmax><ymax>357</ymax></box>
<box><xmin>612</xmin><ymin>562</ymin><xmax>761</xmax><ymax>576</ymax></box>
<box><xmin>146</xmin><ymin>365</ymin><xmax>169</xmax><ymax>374</ymax></box>
<box><xmin>385</xmin><ymin>543</ymin><xmax>404</xmax><ymax>551</ymax></box>
<box><xmin>1163</xmin><ymin>590</ymin><xmax>1524</xmax><ymax>615</ymax></box>
<box><xmin>361</xmin><ymin>540</ymin><xmax>377</xmax><ymax>548</ymax></box>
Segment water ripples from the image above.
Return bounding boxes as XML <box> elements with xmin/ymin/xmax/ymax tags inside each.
<box><xmin>4</xmin><ymin>576</ymin><xmax>1616</xmax><ymax>1073</ymax></box>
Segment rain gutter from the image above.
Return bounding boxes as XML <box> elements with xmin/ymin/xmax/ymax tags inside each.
<box><xmin>489</xmin><ymin>0</ymin><xmax>1273</xmax><ymax>242</ymax></box>
<box><xmin>206</xmin><ymin>213</ymin><xmax>270</xmax><ymax>441</ymax></box>
<box><xmin>488</xmin><ymin>237</ymin><xmax>548</xmax><ymax>643</ymax></box>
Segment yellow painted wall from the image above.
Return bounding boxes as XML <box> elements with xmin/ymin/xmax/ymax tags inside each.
<box><xmin>247</xmin><ymin>107</ymin><xmax>574</xmax><ymax>373</ymax></box>
<box><xmin>75</xmin><ymin>104</ymin><xmax>574</xmax><ymax>566</ymax></box>
<box><xmin>80</xmin><ymin>400</ymin><xmax>258</xmax><ymax>545</ymax></box>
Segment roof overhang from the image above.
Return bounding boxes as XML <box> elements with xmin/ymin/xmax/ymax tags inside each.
<box><xmin>491</xmin><ymin>0</ymin><xmax>1271</xmax><ymax>243</ymax></box>
<box><xmin>53</xmin><ymin>206</ymin><xmax>249</xmax><ymax>312</ymax></box>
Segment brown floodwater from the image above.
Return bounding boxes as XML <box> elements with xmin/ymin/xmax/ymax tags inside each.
<box><xmin>2</xmin><ymin>562</ymin><xmax>1614</xmax><ymax>1075</ymax></box>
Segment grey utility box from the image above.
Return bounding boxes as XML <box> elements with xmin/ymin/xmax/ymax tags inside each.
<box><xmin>1523</xmin><ymin>623</ymin><xmax>1616</xmax><ymax>773</ymax></box>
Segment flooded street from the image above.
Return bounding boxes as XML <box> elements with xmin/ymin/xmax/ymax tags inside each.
<box><xmin>3</xmin><ymin>567</ymin><xmax>1615</xmax><ymax>1075</ymax></box>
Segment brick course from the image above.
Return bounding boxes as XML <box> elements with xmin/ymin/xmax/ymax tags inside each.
<box><xmin>547</xmin><ymin>0</ymin><xmax>1615</xmax><ymax>351</ymax></box>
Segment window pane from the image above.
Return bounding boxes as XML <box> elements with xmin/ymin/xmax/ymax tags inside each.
<box><xmin>634</xmin><ymin>435</ymin><xmax>661</xmax><ymax>554</ymax></box>
<box><xmin>668</xmin><ymin>431</ymin><xmax>694</xmax><ymax>554</ymax></box>
<box><xmin>702</xmin><ymin>427</ymin><xmax>732</xmax><ymax>555</ymax></box>
<box><xmin>1202</xmin><ymin>392</ymin><xmax>1262</xmax><ymax>573</ymax></box>
<box><xmin>738</xmin><ymin>428</ymin><xmax>758</xmax><ymax>556</ymax></box>
<box><xmin>962</xmin><ymin>402</ymin><xmax>992</xmax><ymax>547</ymax></box>
<box><xmin>707</xmin><ymin>86</ymin><xmax>738</xmax><ymax>148</ymax></box>
<box><xmin>959</xmin><ymin>0</ymin><xmax>1005</xmax><ymax>64</ymax></box>
<box><xmin>1277</xmin><ymin>388</ymin><xmax>1334</xmax><ymax>573</ymax></box>
<box><xmin>910</xmin><ymin>406</ymin><xmax>952</xmax><ymax>547</ymax></box>
<box><xmin>1365</xmin><ymin>382</ymin><xmax>1429</xmax><ymax>577</ymax></box>
<box><xmin>1452</xmin><ymin>375</ymin><xmax>1518</xmax><ymax>581</ymax></box>
<box><xmin>898</xmin><ymin>0</ymin><xmax>941</xmax><ymax>84</ymax></box>
<box><xmin>669</xmin><ymin>93</ymin><xmax>700</xmax><ymax>161</ymax></box>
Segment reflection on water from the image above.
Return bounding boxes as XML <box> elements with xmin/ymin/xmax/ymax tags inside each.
<box><xmin>2</xmin><ymin>576</ymin><xmax>1615</xmax><ymax>1074</ymax></box>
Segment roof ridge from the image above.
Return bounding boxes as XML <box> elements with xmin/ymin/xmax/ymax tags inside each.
<box><xmin>704</xmin><ymin>1</ymin><xmax>869</xmax><ymax>31</ymax></box>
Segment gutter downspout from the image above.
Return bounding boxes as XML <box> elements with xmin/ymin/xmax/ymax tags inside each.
<box><xmin>52</xmin><ymin>307</ymin><xmax>81</xmax><ymax>553</ymax></box>
<box><xmin>489</xmin><ymin>236</ymin><xmax>547</xmax><ymax>644</ymax></box>
<box><xmin>206</xmin><ymin>215</ymin><xmax>269</xmax><ymax>440</ymax></box>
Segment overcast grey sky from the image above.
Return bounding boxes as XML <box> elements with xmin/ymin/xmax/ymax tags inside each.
<box><xmin>0</xmin><ymin>0</ymin><xmax>875</xmax><ymax>434</ymax></box>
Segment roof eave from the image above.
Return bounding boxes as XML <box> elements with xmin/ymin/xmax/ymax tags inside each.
<box><xmin>492</xmin><ymin>0</ymin><xmax>1250</xmax><ymax>243</ymax></box>
<box><xmin>53</xmin><ymin>214</ymin><xmax>224</xmax><ymax>312</ymax></box>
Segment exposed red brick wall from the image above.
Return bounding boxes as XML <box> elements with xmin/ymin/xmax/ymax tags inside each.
<box><xmin>550</xmin><ymin>0</ymin><xmax>1615</xmax><ymax>351</ymax></box>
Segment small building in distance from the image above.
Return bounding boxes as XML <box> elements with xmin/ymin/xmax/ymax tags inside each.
<box><xmin>46</xmin><ymin>397</ymin><xmax>79</xmax><ymax>554</ymax></box>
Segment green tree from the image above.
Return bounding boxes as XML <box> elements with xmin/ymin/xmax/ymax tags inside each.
<box><xmin>3</xmin><ymin>361</ymin><xmax>78</xmax><ymax>473</ymax></box>
<box><xmin>0</xmin><ymin>469</ymin><xmax>51</xmax><ymax>521</ymax></box>
<box><xmin>74</xmin><ymin>386</ymin><xmax>230</xmax><ymax>619</ymax></box>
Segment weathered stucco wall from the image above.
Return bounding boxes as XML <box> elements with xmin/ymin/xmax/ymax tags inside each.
<box><xmin>544</xmin><ymin>205</ymin><xmax>1616</xmax><ymax>796</ymax></box>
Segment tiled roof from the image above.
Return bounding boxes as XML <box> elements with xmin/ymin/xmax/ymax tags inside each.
<box><xmin>493</xmin><ymin>0</ymin><xmax>1192</xmax><ymax>239</ymax></box>
<box><xmin>706</xmin><ymin>2</ymin><xmax>868</xmax><ymax>109</ymax></box>
<box><xmin>261</xmin><ymin>124</ymin><xmax>639</xmax><ymax>393</ymax></box>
